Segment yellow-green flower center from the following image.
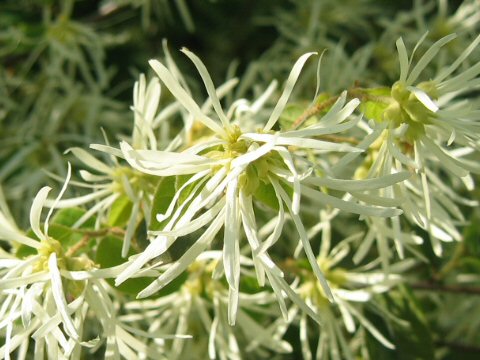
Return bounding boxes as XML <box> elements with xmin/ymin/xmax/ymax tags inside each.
<box><xmin>384</xmin><ymin>81</ymin><xmax>438</xmax><ymax>141</ymax></box>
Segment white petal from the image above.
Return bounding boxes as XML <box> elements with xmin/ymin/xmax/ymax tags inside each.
<box><xmin>304</xmin><ymin>172</ymin><xmax>411</xmax><ymax>192</ymax></box>
<box><xmin>137</xmin><ymin>209</ymin><xmax>224</xmax><ymax>298</ymax></box>
<box><xmin>396</xmin><ymin>37</ymin><xmax>409</xmax><ymax>83</ymax></box>
<box><xmin>223</xmin><ymin>178</ymin><xmax>240</xmax><ymax>293</ymax></box>
<box><xmin>181</xmin><ymin>48</ymin><xmax>230</xmax><ymax>128</ymax></box>
<box><xmin>122</xmin><ymin>200</ymin><xmax>140</xmax><ymax>257</ymax></box>
<box><xmin>67</xmin><ymin>148</ymin><xmax>112</xmax><ymax>174</ymax></box>
<box><xmin>48</xmin><ymin>253</ymin><xmax>79</xmax><ymax>341</ymax></box>
<box><xmin>407</xmin><ymin>34</ymin><xmax>457</xmax><ymax>84</ymax></box>
<box><xmin>301</xmin><ymin>185</ymin><xmax>402</xmax><ymax>217</ymax></box>
<box><xmin>264</xmin><ymin>52</ymin><xmax>317</xmax><ymax>131</ymax></box>
<box><xmin>89</xmin><ymin>144</ymin><xmax>124</xmax><ymax>159</ymax></box>
<box><xmin>149</xmin><ymin>59</ymin><xmax>226</xmax><ymax>136</ymax></box>
<box><xmin>44</xmin><ymin>163</ymin><xmax>72</xmax><ymax>237</ymax></box>
<box><xmin>271</xmin><ymin>177</ymin><xmax>333</xmax><ymax>301</ymax></box>
<box><xmin>407</xmin><ymin>86</ymin><xmax>438</xmax><ymax>112</ymax></box>
<box><xmin>30</xmin><ymin>187</ymin><xmax>51</xmax><ymax>241</ymax></box>
<box><xmin>44</xmin><ymin>188</ymin><xmax>112</xmax><ymax>209</ymax></box>
<box><xmin>243</xmin><ymin>132</ymin><xmax>360</xmax><ymax>152</ymax></box>
<box><xmin>0</xmin><ymin>227</ymin><xmax>41</xmax><ymax>249</ymax></box>
<box><xmin>231</xmin><ymin>140</ymin><xmax>276</xmax><ymax>168</ymax></box>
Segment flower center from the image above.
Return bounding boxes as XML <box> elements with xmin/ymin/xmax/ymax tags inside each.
<box><xmin>384</xmin><ymin>81</ymin><xmax>438</xmax><ymax>141</ymax></box>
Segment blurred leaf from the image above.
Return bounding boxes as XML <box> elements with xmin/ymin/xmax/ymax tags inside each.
<box><xmin>253</xmin><ymin>181</ymin><xmax>279</xmax><ymax>211</ymax></box>
<box><xmin>134</xmin><ymin>218</ymin><xmax>149</xmax><ymax>252</ymax></box>
<box><xmin>464</xmin><ymin>213</ymin><xmax>480</xmax><ymax>257</ymax></box>
<box><xmin>240</xmin><ymin>274</ymin><xmax>263</xmax><ymax>294</ymax></box>
<box><xmin>366</xmin><ymin>285</ymin><xmax>435</xmax><ymax>360</ymax></box>
<box><xmin>458</xmin><ymin>257</ymin><xmax>480</xmax><ymax>274</ymax></box>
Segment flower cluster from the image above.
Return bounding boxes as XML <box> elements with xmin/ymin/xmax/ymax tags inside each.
<box><xmin>1</xmin><ymin>14</ymin><xmax>480</xmax><ymax>359</ymax></box>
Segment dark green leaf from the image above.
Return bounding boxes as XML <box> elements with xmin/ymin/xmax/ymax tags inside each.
<box><xmin>365</xmin><ymin>285</ymin><xmax>435</xmax><ymax>360</ymax></box>
<box><xmin>51</xmin><ymin>207</ymin><xmax>96</xmax><ymax>229</ymax></box>
<box><xmin>176</xmin><ymin>174</ymin><xmax>201</xmax><ymax>205</ymax></box>
<box><xmin>108</xmin><ymin>195</ymin><xmax>133</xmax><ymax>227</ymax></box>
<box><xmin>150</xmin><ymin>176</ymin><xmax>176</xmax><ymax>231</ymax></box>
<box><xmin>96</xmin><ymin>235</ymin><xmax>153</xmax><ymax>295</ymax></box>
<box><xmin>253</xmin><ymin>181</ymin><xmax>279</xmax><ymax>211</ymax></box>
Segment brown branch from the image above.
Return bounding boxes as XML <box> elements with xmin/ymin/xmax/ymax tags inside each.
<box><xmin>65</xmin><ymin>227</ymin><xmax>125</xmax><ymax>257</ymax></box>
<box><xmin>411</xmin><ymin>282</ymin><xmax>480</xmax><ymax>296</ymax></box>
<box><xmin>316</xmin><ymin>134</ymin><xmax>360</xmax><ymax>145</ymax></box>
<box><xmin>65</xmin><ymin>234</ymin><xmax>90</xmax><ymax>257</ymax></box>
<box><xmin>291</xmin><ymin>96</ymin><xmax>339</xmax><ymax>129</ymax></box>
<box><xmin>436</xmin><ymin>340</ymin><xmax>480</xmax><ymax>353</ymax></box>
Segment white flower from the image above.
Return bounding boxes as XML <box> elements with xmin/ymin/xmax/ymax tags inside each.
<box><xmin>282</xmin><ymin>210</ymin><xmax>416</xmax><ymax>360</ymax></box>
<box><xmin>94</xmin><ymin>50</ymin><xmax>408</xmax><ymax>325</ymax></box>
<box><xmin>0</xmin><ymin>166</ymin><xmax>175</xmax><ymax>359</ymax></box>
<box><xmin>44</xmin><ymin>73</ymin><xmax>176</xmax><ymax>257</ymax></box>
<box><xmin>342</xmin><ymin>33</ymin><xmax>480</xmax><ymax>258</ymax></box>
<box><xmin>122</xmin><ymin>254</ymin><xmax>291</xmax><ymax>360</ymax></box>
<box><xmin>0</xmin><ymin>165</ymin><xmax>91</xmax><ymax>357</ymax></box>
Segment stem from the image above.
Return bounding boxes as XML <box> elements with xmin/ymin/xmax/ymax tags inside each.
<box><xmin>347</xmin><ymin>88</ymin><xmax>391</xmax><ymax>104</ymax></box>
<box><xmin>290</xmin><ymin>87</ymin><xmax>391</xmax><ymax>131</ymax></box>
<box><xmin>65</xmin><ymin>234</ymin><xmax>90</xmax><ymax>257</ymax></box>
<box><xmin>65</xmin><ymin>227</ymin><xmax>125</xmax><ymax>257</ymax></box>
<box><xmin>70</xmin><ymin>227</ymin><xmax>125</xmax><ymax>237</ymax></box>
<box><xmin>436</xmin><ymin>340</ymin><xmax>480</xmax><ymax>353</ymax></box>
<box><xmin>411</xmin><ymin>282</ymin><xmax>480</xmax><ymax>296</ymax></box>
<box><xmin>291</xmin><ymin>96</ymin><xmax>339</xmax><ymax>129</ymax></box>
<box><xmin>316</xmin><ymin>134</ymin><xmax>359</xmax><ymax>144</ymax></box>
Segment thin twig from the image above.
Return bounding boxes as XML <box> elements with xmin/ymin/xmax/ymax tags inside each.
<box><xmin>411</xmin><ymin>282</ymin><xmax>480</xmax><ymax>296</ymax></box>
<box><xmin>291</xmin><ymin>96</ymin><xmax>339</xmax><ymax>129</ymax></box>
<box><xmin>436</xmin><ymin>340</ymin><xmax>480</xmax><ymax>353</ymax></box>
<box><xmin>65</xmin><ymin>234</ymin><xmax>90</xmax><ymax>257</ymax></box>
<box><xmin>317</xmin><ymin>134</ymin><xmax>360</xmax><ymax>145</ymax></box>
<box><xmin>65</xmin><ymin>227</ymin><xmax>125</xmax><ymax>257</ymax></box>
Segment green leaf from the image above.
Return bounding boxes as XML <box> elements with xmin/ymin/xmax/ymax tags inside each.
<box><xmin>96</xmin><ymin>234</ymin><xmax>189</xmax><ymax>297</ymax></box>
<box><xmin>365</xmin><ymin>285</ymin><xmax>435</xmax><ymax>360</ymax></box>
<box><xmin>176</xmin><ymin>174</ymin><xmax>201</xmax><ymax>205</ymax></box>
<box><xmin>253</xmin><ymin>181</ymin><xmax>279</xmax><ymax>211</ymax></box>
<box><xmin>51</xmin><ymin>207</ymin><xmax>96</xmax><ymax>229</ymax></box>
<box><xmin>51</xmin><ymin>208</ymin><xmax>98</xmax><ymax>251</ymax></box>
<box><xmin>96</xmin><ymin>235</ymin><xmax>153</xmax><ymax>295</ymax></box>
<box><xmin>464</xmin><ymin>213</ymin><xmax>480</xmax><ymax>256</ymax></box>
<box><xmin>15</xmin><ymin>241</ymin><xmax>37</xmax><ymax>259</ymax></box>
<box><xmin>108</xmin><ymin>195</ymin><xmax>133</xmax><ymax>227</ymax></box>
<box><xmin>279</xmin><ymin>103</ymin><xmax>306</xmax><ymax>131</ymax></box>
<box><xmin>48</xmin><ymin>223</ymin><xmax>83</xmax><ymax>250</ymax></box>
<box><xmin>150</xmin><ymin>176</ymin><xmax>177</xmax><ymax>231</ymax></box>
<box><xmin>239</xmin><ymin>275</ymin><xmax>263</xmax><ymax>294</ymax></box>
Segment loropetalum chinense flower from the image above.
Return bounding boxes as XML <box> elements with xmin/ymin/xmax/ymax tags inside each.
<box><xmin>44</xmin><ymin>73</ymin><xmax>183</xmax><ymax>258</ymax></box>
<box><xmin>277</xmin><ymin>210</ymin><xmax>415</xmax><ymax>360</ymax></box>
<box><xmin>335</xmin><ymin>33</ymin><xmax>480</xmax><ymax>261</ymax></box>
<box><xmin>0</xmin><ymin>166</ymin><xmax>184</xmax><ymax>359</ymax></box>
<box><xmin>94</xmin><ymin>50</ymin><xmax>410</xmax><ymax>325</ymax></box>
<box><xmin>123</xmin><ymin>253</ymin><xmax>292</xmax><ymax>360</ymax></box>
